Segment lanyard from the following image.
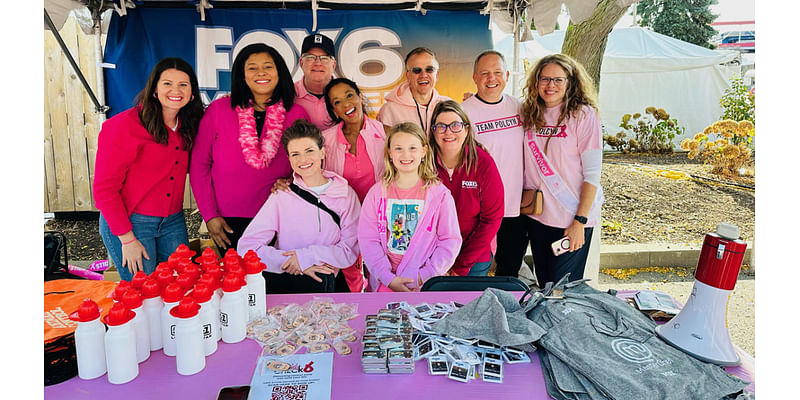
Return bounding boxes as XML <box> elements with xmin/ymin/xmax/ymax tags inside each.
<box><xmin>413</xmin><ymin>98</ymin><xmax>428</xmax><ymax>133</ymax></box>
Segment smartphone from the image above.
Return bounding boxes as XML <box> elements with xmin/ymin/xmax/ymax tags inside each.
<box><xmin>217</xmin><ymin>386</ymin><xmax>250</xmax><ymax>400</ymax></box>
<box><xmin>551</xmin><ymin>237</ymin><xmax>570</xmax><ymax>256</ymax></box>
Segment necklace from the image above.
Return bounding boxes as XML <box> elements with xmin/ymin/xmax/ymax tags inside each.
<box><xmin>236</xmin><ymin>101</ymin><xmax>286</xmax><ymax>169</ymax></box>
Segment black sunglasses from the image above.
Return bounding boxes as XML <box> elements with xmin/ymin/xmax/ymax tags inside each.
<box><xmin>409</xmin><ymin>66</ymin><xmax>437</xmax><ymax>74</ymax></box>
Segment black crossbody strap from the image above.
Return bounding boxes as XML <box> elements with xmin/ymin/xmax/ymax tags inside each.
<box><xmin>289</xmin><ymin>183</ymin><xmax>341</xmax><ymax>229</ymax></box>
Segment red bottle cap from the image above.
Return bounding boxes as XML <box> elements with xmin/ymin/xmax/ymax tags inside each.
<box><xmin>113</xmin><ymin>280</ymin><xmax>131</xmax><ymax>302</ymax></box>
<box><xmin>69</xmin><ymin>299</ymin><xmax>101</xmax><ymax>322</ymax></box>
<box><xmin>141</xmin><ymin>278</ymin><xmax>161</xmax><ymax>299</ymax></box>
<box><xmin>176</xmin><ymin>258</ymin><xmax>194</xmax><ymax>274</ymax></box>
<box><xmin>245</xmin><ymin>258</ymin><xmax>266</xmax><ymax>274</ymax></box>
<box><xmin>103</xmin><ymin>302</ymin><xmax>135</xmax><ymax>326</ymax></box>
<box><xmin>154</xmin><ymin>269</ymin><xmax>175</xmax><ymax>288</ymax></box>
<box><xmin>221</xmin><ymin>273</ymin><xmax>243</xmax><ymax>292</ymax></box>
<box><xmin>183</xmin><ymin>262</ymin><xmax>201</xmax><ymax>281</ymax></box>
<box><xmin>199</xmin><ymin>247</ymin><xmax>218</xmax><ymax>263</ymax></box>
<box><xmin>192</xmin><ymin>283</ymin><xmax>213</xmax><ymax>303</ymax></box>
<box><xmin>175</xmin><ymin>274</ymin><xmax>195</xmax><ymax>292</ymax></box>
<box><xmin>168</xmin><ymin>253</ymin><xmax>182</xmax><ymax>266</ymax></box>
<box><xmin>130</xmin><ymin>271</ymin><xmax>148</xmax><ymax>289</ymax></box>
<box><xmin>204</xmin><ymin>264</ymin><xmax>223</xmax><ymax>280</ymax></box>
<box><xmin>174</xmin><ymin>243</ymin><xmax>196</xmax><ymax>259</ymax></box>
<box><xmin>169</xmin><ymin>297</ymin><xmax>200</xmax><ymax>319</ymax></box>
<box><xmin>121</xmin><ymin>288</ymin><xmax>143</xmax><ymax>309</ymax></box>
<box><xmin>243</xmin><ymin>249</ymin><xmax>260</xmax><ymax>262</ymax></box>
<box><xmin>197</xmin><ymin>274</ymin><xmax>219</xmax><ymax>291</ymax></box>
<box><xmin>155</xmin><ymin>262</ymin><xmax>174</xmax><ymax>274</ymax></box>
<box><xmin>161</xmin><ymin>282</ymin><xmax>185</xmax><ymax>303</ymax></box>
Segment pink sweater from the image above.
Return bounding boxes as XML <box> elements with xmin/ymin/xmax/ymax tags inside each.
<box><xmin>189</xmin><ymin>97</ymin><xmax>310</xmax><ymax>221</ymax></box>
<box><xmin>376</xmin><ymin>82</ymin><xmax>451</xmax><ymax>132</ymax></box>
<box><xmin>358</xmin><ymin>181</ymin><xmax>462</xmax><ymax>291</ymax></box>
<box><xmin>237</xmin><ymin>170</ymin><xmax>361</xmax><ymax>274</ymax></box>
<box><xmin>93</xmin><ymin>106</ymin><xmax>188</xmax><ymax>235</ymax></box>
<box><xmin>294</xmin><ymin>79</ymin><xmax>334</xmax><ymax>130</ymax></box>
<box><xmin>321</xmin><ymin>117</ymin><xmax>387</xmax><ymax>191</ymax></box>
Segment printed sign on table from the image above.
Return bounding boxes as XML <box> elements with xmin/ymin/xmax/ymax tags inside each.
<box><xmin>248</xmin><ymin>352</ymin><xmax>334</xmax><ymax>400</ymax></box>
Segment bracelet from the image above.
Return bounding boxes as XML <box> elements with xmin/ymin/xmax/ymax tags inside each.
<box><xmin>121</xmin><ymin>238</ymin><xmax>137</xmax><ymax>245</ymax></box>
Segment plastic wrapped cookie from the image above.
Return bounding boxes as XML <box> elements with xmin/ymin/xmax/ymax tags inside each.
<box><xmin>308</xmin><ymin>342</ymin><xmax>331</xmax><ymax>353</ymax></box>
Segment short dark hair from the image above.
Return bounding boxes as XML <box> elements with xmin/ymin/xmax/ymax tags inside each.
<box><xmin>323</xmin><ymin>78</ymin><xmax>368</xmax><ymax>124</ymax></box>
<box><xmin>404</xmin><ymin>47</ymin><xmax>438</xmax><ymax>69</ymax></box>
<box><xmin>230</xmin><ymin>43</ymin><xmax>295</xmax><ymax>111</ymax></box>
<box><xmin>134</xmin><ymin>57</ymin><xmax>204</xmax><ymax>150</ymax></box>
<box><xmin>281</xmin><ymin>119</ymin><xmax>324</xmax><ymax>152</ymax></box>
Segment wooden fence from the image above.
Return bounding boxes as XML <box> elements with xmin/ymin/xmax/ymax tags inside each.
<box><xmin>44</xmin><ymin>14</ymin><xmax>196</xmax><ymax>212</ymax></box>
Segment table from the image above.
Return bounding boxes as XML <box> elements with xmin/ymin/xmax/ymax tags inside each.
<box><xmin>44</xmin><ymin>291</ymin><xmax>755</xmax><ymax>399</ymax></box>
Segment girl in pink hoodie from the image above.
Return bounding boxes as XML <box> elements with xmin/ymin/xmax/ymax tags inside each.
<box><xmin>238</xmin><ymin>119</ymin><xmax>361</xmax><ymax>294</ymax></box>
<box><xmin>358</xmin><ymin>122</ymin><xmax>462</xmax><ymax>292</ymax></box>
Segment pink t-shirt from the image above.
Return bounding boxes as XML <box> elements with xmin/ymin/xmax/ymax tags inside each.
<box><xmin>338</xmin><ymin>131</ymin><xmax>376</xmax><ymax>203</ymax></box>
<box><xmin>461</xmin><ymin>94</ymin><xmax>524</xmax><ymax>217</ymax></box>
<box><xmin>523</xmin><ymin>104</ymin><xmax>603</xmax><ymax>229</ymax></box>
<box><xmin>377</xmin><ymin>179</ymin><xmax>426</xmax><ymax>292</ymax></box>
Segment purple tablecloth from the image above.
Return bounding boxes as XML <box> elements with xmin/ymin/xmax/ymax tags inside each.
<box><xmin>44</xmin><ymin>290</ymin><xmax>755</xmax><ymax>399</ymax></box>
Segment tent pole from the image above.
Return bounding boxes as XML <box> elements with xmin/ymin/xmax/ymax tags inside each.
<box><xmin>93</xmin><ymin>16</ymin><xmax>107</xmax><ymax>123</ymax></box>
<box><xmin>44</xmin><ymin>8</ymin><xmax>109</xmax><ymax>115</ymax></box>
<box><xmin>512</xmin><ymin>6</ymin><xmax>520</xmax><ymax>97</ymax></box>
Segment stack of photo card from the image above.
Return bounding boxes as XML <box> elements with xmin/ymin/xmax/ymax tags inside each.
<box><xmin>361</xmin><ymin>309</ymin><xmax>414</xmax><ymax>374</ymax></box>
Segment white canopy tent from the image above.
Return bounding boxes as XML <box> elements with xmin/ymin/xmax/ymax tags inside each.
<box><xmin>495</xmin><ymin>27</ymin><xmax>739</xmax><ymax>141</ymax></box>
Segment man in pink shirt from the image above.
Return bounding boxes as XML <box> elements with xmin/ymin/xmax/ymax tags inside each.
<box><xmin>461</xmin><ymin>50</ymin><xmax>527</xmax><ymax>278</ymax></box>
<box><xmin>376</xmin><ymin>47</ymin><xmax>451</xmax><ymax>134</ymax></box>
<box><xmin>294</xmin><ymin>33</ymin><xmax>337</xmax><ymax>130</ymax></box>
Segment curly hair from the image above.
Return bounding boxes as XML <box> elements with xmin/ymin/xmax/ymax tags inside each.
<box><xmin>520</xmin><ymin>54</ymin><xmax>598</xmax><ymax>131</ymax></box>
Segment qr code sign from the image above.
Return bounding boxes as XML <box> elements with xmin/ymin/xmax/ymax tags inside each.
<box><xmin>271</xmin><ymin>384</ymin><xmax>308</xmax><ymax>400</ymax></box>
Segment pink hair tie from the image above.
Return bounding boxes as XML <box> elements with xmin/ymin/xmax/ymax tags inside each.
<box><xmin>121</xmin><ymin>238</ymin><xmax>137</xmax><ymax>245</ymax></box>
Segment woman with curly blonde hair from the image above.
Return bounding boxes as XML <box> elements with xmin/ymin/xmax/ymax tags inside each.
<box><xmin>520</xmin><ymin>53</ymin><xmax>604</xmax><ymax>285</ymax></box>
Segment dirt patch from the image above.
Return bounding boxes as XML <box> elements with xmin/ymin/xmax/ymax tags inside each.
<box><xmin>44</xmin><ymin>152</ymin><xmax>755</xmax><ymax>261</ymax></box>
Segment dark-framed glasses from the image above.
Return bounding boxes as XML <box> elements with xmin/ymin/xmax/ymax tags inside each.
<box><xmin>433</xmin><ymin>121</ymin><xmax>464</xmax><ymax>134</ymax></box>
<box><xmin>301</xmin><ymin>54</ymin><xmax>333</xmax><ymax>64</ymax></box>
<box><xmin>539</xmin><ymin>76</ymin><xmax>567</xmax><ymax>87</ymax></box>
<box><xmin>409</xmin><ymin>66</ymin><xmax>437</xmax><ymax>74</ymax></box>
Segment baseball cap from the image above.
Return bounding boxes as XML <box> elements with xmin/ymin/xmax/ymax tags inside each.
<box><xmin>301</xmin><ymin>33</ymin><xmax>335</xmax><ymax>56</ymax></box>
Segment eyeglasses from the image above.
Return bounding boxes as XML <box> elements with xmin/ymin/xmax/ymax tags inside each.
<box><xmin>433</xmin><ymin>121</ymin><xmax>464</xmax><ymax>134</ymax></box>
<box><xmin>408</xmin><ymin>66</ymin><xmax>437</xmax><ymax>75</ymax></box>
<box><xmin>539</xmin><ymin>76</ymin><xmax>568</xmax><ymax>87</ymax></box>
<box><xmin>301</xmin><ymin>54</ymin><xmax>333</xmax><ymax>64</ymax></box>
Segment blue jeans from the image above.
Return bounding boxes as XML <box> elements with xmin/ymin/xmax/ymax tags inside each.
<box><xmin>99</xmin><ymin>211</ymin><xmax>189</xmax><ymax>281</ymax></box>
<box><xmin>467</xmin><ymin>253</ymin><xmax>492</xmax><ymax>276</ymax></box>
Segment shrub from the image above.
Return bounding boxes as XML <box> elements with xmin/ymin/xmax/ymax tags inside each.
<box><xmin>603</xmin><ymin>106</ymin><xmax>684</xmax><ymax>153</ymax></box>
<box><xmin>680</xmin><ymin>119</ymin><xmax>755</xmax><ymax>176</ymax></box>
<box><xmin>720</xmin><ymin>74</ymin><xmax>755</xmax><ymax>124</ymax></box>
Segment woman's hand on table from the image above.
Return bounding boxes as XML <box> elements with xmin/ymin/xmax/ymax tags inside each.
<box><xmin>271</xmin><ymin>178</ymin><xmax>292</xmax><ymax>194</ymax></box>
<box><xmin>207</xmin><ymin>217</ymin><xmax>233</xmax><ymax>249</ymax></box>
<box><xmin>563</xmin><ymin>220</ymin><xmax>586</xmax><ymax>252</ymax></box>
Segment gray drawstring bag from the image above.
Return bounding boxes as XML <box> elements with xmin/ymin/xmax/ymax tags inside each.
<box><xmin>430</xmin><ymin>287</ymin><xmax>548</xmax><ymax>347</ymax></box>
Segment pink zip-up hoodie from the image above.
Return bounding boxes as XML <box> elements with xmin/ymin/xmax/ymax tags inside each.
<box><xmin>237</xmin><ymin>170</ymin><xmax>361</xmax><ymax>277</ymax></box>
<box><xmin>358</xmin><ymin>181</ymin><xmax>462</xmax><ymax>291</ymax></box>
<box><xmin>376</xmin><ymin>82</ymin><xmax>451</xmax><ymax>132</ymax></box>
<box><xmin>321</xmin><ymin>117</ymin><xmax>387</xmax><ymax>185</ymax></box>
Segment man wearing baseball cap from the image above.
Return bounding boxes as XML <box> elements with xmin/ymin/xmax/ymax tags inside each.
<box><xmin>295</xmin><ymin>33</ymin><xmax>337</xmax><ymax>129</ymax></box>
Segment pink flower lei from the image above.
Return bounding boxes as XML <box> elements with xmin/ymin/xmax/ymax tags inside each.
<box><xmin>236</xmin><ymin>100</ymin><xmax>287</xmax><ymax>169</ymax></box>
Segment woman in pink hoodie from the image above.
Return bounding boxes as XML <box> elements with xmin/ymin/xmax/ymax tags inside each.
<box><xmin>238</xmin><ymin>119</ymin><xmax>361</xmax><ymax>294</ymax></box>
<box><xmin>357</xmin><ymin>122</ymin><xmax>462</xmax><ymax>292</ymax></box>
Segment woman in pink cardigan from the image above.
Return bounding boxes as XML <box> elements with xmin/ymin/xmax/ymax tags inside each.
<box><xmin>94</xmin><ymin>58</ymin><xmax>205</xmax><ymax>281</ymax></box>
<box><xmin>357</xmin><ymin>122</ymin><xmax>462</xmax><ymax>292</ymax></box>
<box><xmin>190</xmin><ymin>43</ymin><xmax>310</xmax><ymax>251</ymax></box>
<box><xmin>238</xmin><ymin>120</ymin><xmax>361</xmax><ymax>293</ymax></box>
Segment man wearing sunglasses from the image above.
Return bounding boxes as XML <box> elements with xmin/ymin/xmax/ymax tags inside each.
<box><xmin>461</xmin><ymin>50</ymin><xmax>527</xmax><ymax>279</ymax></box>
<box><xmin>295</xmin><ymin>33</ymin><xmax>338</xmax><ymax>129</ymax></box>
<box><xmin>377</xmin><ymin>47</ymin><xmax>451</xmax><ymax>133</ymax></box>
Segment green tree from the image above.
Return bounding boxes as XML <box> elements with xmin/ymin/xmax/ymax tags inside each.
<box><xmin>635</xmin><ymin>0</ymin><xmax>718</xmax><ymax>49</ymax></box>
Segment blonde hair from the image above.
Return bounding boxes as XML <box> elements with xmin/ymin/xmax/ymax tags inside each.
<box><xmin>382</xmin><ymin>122</ymin><xmax>440</xmax><ymax>187</ymax></box>
<box><xmin>520</xmin><ymin>53</ymin><xmax>598</xmax><ymax>131</ymax></box>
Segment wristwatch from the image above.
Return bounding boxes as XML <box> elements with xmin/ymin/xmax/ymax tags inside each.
<box><xmin>574</xmin><ymin>215</ymin><xmax>588</xmax><ymax>224</ymax></box>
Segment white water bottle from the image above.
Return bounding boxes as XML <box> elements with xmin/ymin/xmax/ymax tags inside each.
<box><xmin>170</xmin><ymin>297</ymin><xmax>206</xmax><ymax>375</ymax></box>
<box><xmin>243</xmin><ymin>252</ymin><xmax>267</xmax><ymax>321</ymax></box>
<box><xmin>140</xmin><ymin>278</ymin><xmax>164</xmax><ymax>351</ymax></box>
<box><xmin>103</xmin><ymin>302</ymin><xmax>138</xmax><ymax>384</ymax></box>
<box><xmin>220</xmin><ymin>274</ymin><xmax>247</xmax><ymax>343</ymax></box>
<box><xmin>121</xmin><ymin>289</ymin><xmax>150</xmax><ymax>363</ymax></box>
<box><xmin>160</xmin><ymin>282</ymin><xmax>184</xmax><ymax>356</ymax></box>
<box><xmin>198</xmin><ymin>274</ymin><xmax>223</xmax><ymax>339</ymax></box>
<box><xmin>69</xmin><ymin>299</ymin><xmax>106</xmax><ymax>380</ymax></box>
<box><xmin>191</xmin><ymin>283</ymin><xmax>219</xmax><ymax>356</ymax></box>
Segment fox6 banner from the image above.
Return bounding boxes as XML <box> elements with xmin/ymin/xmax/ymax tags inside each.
<box><xmin>102</xmin><ymin>7</ymin><xmax>491</xmax><ymax>117</ymax></box>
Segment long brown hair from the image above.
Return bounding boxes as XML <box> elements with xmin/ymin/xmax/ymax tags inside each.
<box><xmin>429</xmin><ymin>100</ymin><xmax>480</xmax><ymax>174</ymax></box>
<box><xmin>520</xmin><ymin>54</ymin><xmax>598</xmax><ymax>132</ymax></box>
<box><xmin>382</xmin><ymin>122</ymin><xmax>440</xmax><ymax>188</ymax></box>
<box><xmin>134</xmin><ymin>58</ymin><xmax>204</xmax><ymax>150</ymax></box>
